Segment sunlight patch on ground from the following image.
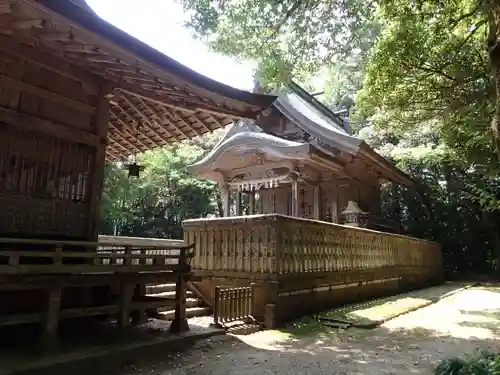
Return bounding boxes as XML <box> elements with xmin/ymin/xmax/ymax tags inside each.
<box><xmin>383</xmin><ymin>288</ymin><xmax>500</xmax><ymax>340</ymax></box>
<box><xmin>346</xmin><ymin>297</ymin><xmax>431</xmax><ymax>324</ymax></box>
<box><xmin>234</xmin><ymin>330</ymin><xmax>296</xmax><ymax>351</ymax></box>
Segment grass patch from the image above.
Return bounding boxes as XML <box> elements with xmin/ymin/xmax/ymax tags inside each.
<box><xmin>280</xmin><ymin>316</ymin><xmax>332</xmax><ymax>337</ymax></box>
<box><xmin>435</xmin><ymin>351</ymin><xmax>500</xmax><ymax>375</ymax></box>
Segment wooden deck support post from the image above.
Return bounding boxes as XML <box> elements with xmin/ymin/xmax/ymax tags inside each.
<box><xmin>117</xmin><ymin>282</ymin><xmax>134</xmax><ymax>328</ymax></box>
<box><xmin>169</xmin><ymin>274</ymin><xmax>189</xmax><ymax>333</ymax></box>
<box><xmin>40</xmin><ymin>285</ymin><xmax>62</xmax><ymax>352</ymax></box>
<box><xmin>169</xmin><ymin>248</ymin><xmax>189</xmax><ymax>333</ymax></box>
<box><xmin>131</xmin><ymin>283</ymin><xmax>148</xmax><ymax>325</ymax></box>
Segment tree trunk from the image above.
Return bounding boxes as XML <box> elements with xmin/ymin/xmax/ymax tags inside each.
<box><xmin>487</xmin><ymin>0</ymin><xmax>500</xmax><ymax>150</ymax></box>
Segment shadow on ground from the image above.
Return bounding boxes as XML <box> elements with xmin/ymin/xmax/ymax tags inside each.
<box><xmin>11</xmin><ymin>285</ymin><xmax>500</xmax><ymax>375</ymax></box>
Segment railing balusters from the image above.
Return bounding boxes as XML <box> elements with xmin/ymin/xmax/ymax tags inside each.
<box><xmin>185</xmin><ymin>214</ymin><xmax>442</xmax><ymax>285</ymax></box>
<box><xmin>212</xmin><ymin>286</ymin><xmax>254</xmax><ymax>328</ymax></box>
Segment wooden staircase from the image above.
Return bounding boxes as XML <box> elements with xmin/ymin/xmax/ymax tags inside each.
<box><xmin>146</xmin><ymin>283</ymin><xmax>211</xmax><ymax>320</ymax></box>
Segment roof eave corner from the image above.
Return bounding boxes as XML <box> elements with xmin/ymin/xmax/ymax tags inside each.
<box><xmin>358</xmin><ymin>142</ymin><xmax>415</xmax><ymax>187</ymax></box>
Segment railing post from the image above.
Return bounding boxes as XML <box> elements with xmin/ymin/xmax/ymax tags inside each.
<box><xmin>211</xmin><ymin>286</ymin><xmax>223</xmax><ymax>328</ymax></box>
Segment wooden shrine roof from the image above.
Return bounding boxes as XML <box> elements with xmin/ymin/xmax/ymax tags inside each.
<box><xmin>191</xmin><ymin>82</ymin><xmax>415</xmax><ymax>187</ymax></box>
<box><xmin>3</xmin><ymin>0</ymin><xmax>276</xmax><ymax>161</ymax></box>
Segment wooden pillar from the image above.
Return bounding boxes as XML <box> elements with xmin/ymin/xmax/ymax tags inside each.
<box><xmin>88</xmin><ymin>82</ymin><xmax>112</xmax><ymax>239</ymax></box>
<box><xmin>117</xmin><ymin>282</ymin><xmax>134</xmax><ymax>328</ymax></box>
<box><xmin>249</xmin><ymin>191</ymin><xmax>255</xmax><ymax>215</ymax></box>
<box><xmin>332</xmin><ymin>200</ymin><xmax>338</xmax><ymax>223</ymax></box>
<box><xmin>169</xmin><ymin>275</ymin><xmax>189</xmax><ymax>333</ymax></box>
<box><xmin>291</xmin><ymin>179</ymin><xmax>299</xmax><ymax>217</ymax></box>
<box><xmin>131</xmin><ymin>284</ymin><xmax>148</xmax><ymax>325</ymax></box>
<box><xmin>40</xmin><ymin>285</ymin><xmax>62</xmax><ymax>351</ymax></box>
<box><xmin>221</xmin><ymin>183</ymin><xmax>230</xmax><ymax>217</ymax></box>
<box><xmin>313</xmin><ymin>185</ymin><xmax>321</xmax><ymax>220</ymax></box>
<box><xmin>235</xmin><ymin>191</ymin><xmax>242</xmax><ymax>216</ymax></box>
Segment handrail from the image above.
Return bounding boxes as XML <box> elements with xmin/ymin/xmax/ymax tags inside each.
<box><xmin>184</xmin><ymin>213</ymin><xmax>439</xmax><ymax>246</ymax></box>
<box><xmin>98</xmin><ymin>235</ymin><xmax>187</xmax><ymax>248</ymax></box>
<box><xmin>0</xmin><ymin>237</ymin><xmax>98</xmax><ymax>247</ymax></box>
<box><xmin>0</xmin><ymin>236</ymin><xmax>195</xmax><ymax>275</ymax></box>
<box><xmin>184</xmin><ymin>214</ymin><xmax>442</xmax><ymax>275</ymax></box>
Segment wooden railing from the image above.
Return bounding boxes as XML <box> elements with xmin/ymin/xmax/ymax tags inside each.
<box><xmin>184</xmin><ymin>215</ymin><xmax>280</xmax><ymax>274</ymax></box>
<box><xmin>0</xmin><ymin>236</ymin><xmax>194</xmax><ymax>275</ymax></box>
<box><xmin>213</xmin><ymin>286</ymin><xmax>253</xmax><ymax>328</ymax></box>
<box><xmin>183</xmin><ymin>214</ymin><xmax>442</xmax><ymax>279</ymax></box>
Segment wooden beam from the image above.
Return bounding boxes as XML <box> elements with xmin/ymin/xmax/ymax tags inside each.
<box><xmin>112</xmin><ymin>103</ymin><xmax>153</xmax><ymax>149</ymax></box>
<box><xmin>108</xmin><ymin>121</ymin><xmax>144</xmax><ymax>154</ymax></box>
<box><xmin>116</xmin><ymin>82</ymin><xmax>246</xmax><ymax>118</ymax></box>
<box><xmin>0</xmin><ymin>1</ymin><xmax>12</xmax><ymax>14</ymax></box>
<box><xmin>39</xmin><ymin>32</ymin><xmax>75</xmax><ymax>42</ymax></box>
<box><xmin>174</xmin><ymin>110</ymin><xmax>202</xmax><ymax>137</ymax></box>
<box><xmin>0</xmin><ymin>73</ymin><xmax>96</xmax><ymax>114</ymax></box>
<box><xmin>208</xmin><ymin>114</ymin><xmax>224</xmax><ymax>128</ymax></box>
<box><xmin>11</xmin><ymin>19</ymin><xmax>50</xmax><ymax>29</ymax></box>
<box><xmin>190</xmin><ymin>113</ymin><xmax>212</xmax><ymax>133</ymax></box>
<box><xmin>108</xmin><ymin>125</ymin><xmax>141</xmax><ymax>155</ymax></box>
<box><xmin>0</xmin><ymin>106</ymin><xmax>99</xmax><ymax>146</ymax></box>
<box><xmin>0</xmin><ymin>34</ymin><xmax>101</xmax><ymax>90</ymax></box>
<box><xmin>136</xmin><ymin>97</ymin><xmax>174</xmax><ymax>139</ymax></box>
<box><xmin>120</xmin><ymin>92</ymin><xmax>155</xmax><ymax>128</ymax></box>
<box><xmin>62</xmin><ymin>44</ymin><xmax>101</xmax><ymax>53</ymax></box>
<box><xmin>107</xmin><ymin>132</ymin><xmax>130</xmax><ymax>154</ymax></box>
<box><xmin>158</xmin><ymin>106</ymin><xmax>190</xmax><ymax>139</ymax></box>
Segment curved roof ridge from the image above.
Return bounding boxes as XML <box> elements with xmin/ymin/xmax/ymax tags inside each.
<box><xmin>274</xmin><ymin>93</ymin><xmax>363</xmax><ymax>154</ymax></box>
<box><xmin>190</xmin><ymin>130</ymin><xmax>309</xmax><ymax>171</ymax></box>
<box><xmin>288</xmin><ymin>81</ymin><xmax>347</xmax><ymax>130</ymax></box>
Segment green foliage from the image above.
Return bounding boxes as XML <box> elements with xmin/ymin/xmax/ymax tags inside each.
<box><xmin>358</xmin><ymin>0</ymin><xmax>495</xmax><ymax>165</ymax></box>
<box><xmin>434</xmin><ymin>352</ymin><xmax>500</xmax><ymax>375</ymax></box>
<box><xmin>180</xmin><ymin>0</ymin><xmax>378</xmax><ymax>87</ymax></box>
<box><xmin>354</xmin><ymin>125</ymin><xmax>500</xmax><ymax>274</ymax></box>
<box><xmin>100</xmin><ymin>138</ymin><xmax>222</xmax><ymax>238</ymax></box>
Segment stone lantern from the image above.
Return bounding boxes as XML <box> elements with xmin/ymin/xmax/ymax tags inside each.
<box><xmin>341</xmin><ymin>201</ymin><xmax>368</xmax><ymax>227</ymax></box>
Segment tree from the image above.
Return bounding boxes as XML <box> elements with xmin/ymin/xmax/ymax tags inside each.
<box><xmin>359</xmin><ymin>125</ymin><xmax>500</xmax><ymax>276</ymax></box>
<box><xmin>358</xmin><ymin>0</ymin><xmax>498</xmax><ymax>165</ymax></box>
<box><xmin>180</xmin><ymin>0</ymin><xmax>500</xmax><ymax>145</ymax></box>
<box><xmin>180</xmin><ymin>0</ymin><xmax>378</xmax><ymax>87</ymax></box>
<box><xmin>99</xmin><ymin>135</ymin><xmax>224</xmax><ymax>238</ymax></box>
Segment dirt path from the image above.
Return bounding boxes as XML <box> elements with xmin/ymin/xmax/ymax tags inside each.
<box><xmin>32</xmin><ymin>286</ymin><xmax>500</xmax><ymax>375</ymax></box>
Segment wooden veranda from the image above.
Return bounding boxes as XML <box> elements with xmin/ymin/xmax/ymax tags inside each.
<box><xmin>184</xmin><ymin>214</ymin><xmax>443</xmax><ymax>327</ymax></box>
<box><xmin>0</xmin><ymin>0</ymin><xmax>276</xmax><ymax>347</ymax></box>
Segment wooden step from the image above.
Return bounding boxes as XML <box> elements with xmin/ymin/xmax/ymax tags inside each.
<box><xmin>146</xmin><ymin>283</ymin><xmax>176</xmax><ymax>294</ymax></box>
<box><xmin>156</xmin><ymin>298</ymin><xmax>201</xmax><ymax>311</ymax></box>
<box><xmin>146</xmin><ymin>290</ymin><xmax>194</xmax><ymax>299</ymax></box>
<box><xmin>156</xmin><ymin>306</ymin><xmax>211</xmax><ymax>321</ymax></box>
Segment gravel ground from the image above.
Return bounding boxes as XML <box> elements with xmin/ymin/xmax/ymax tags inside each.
<box><xmin>30</xmin><ymin>286</ymin><xmax>500</xmax><ymax>375</ymax></box>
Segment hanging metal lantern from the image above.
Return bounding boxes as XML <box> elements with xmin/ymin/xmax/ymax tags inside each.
<box><xmin>123</xmin><ymin>154</ymin><xmax>144</xmax><ymax>179</ymax></box>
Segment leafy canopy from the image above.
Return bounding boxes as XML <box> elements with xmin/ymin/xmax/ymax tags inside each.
<box><xmin>358</xmin><ymin>0</ymin><xmax>496</xmax><ymax>167</ymax></box>
<box><xmin>180</xmin><ymin>0</ymin><xmax>377</xmax><ymax>86</ymax></box>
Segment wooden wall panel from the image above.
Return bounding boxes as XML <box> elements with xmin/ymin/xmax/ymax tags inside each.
<box><xmin>0</xmin><ymin>51</ymin><xmax>106</xmax><ymax>241</ymax></box>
